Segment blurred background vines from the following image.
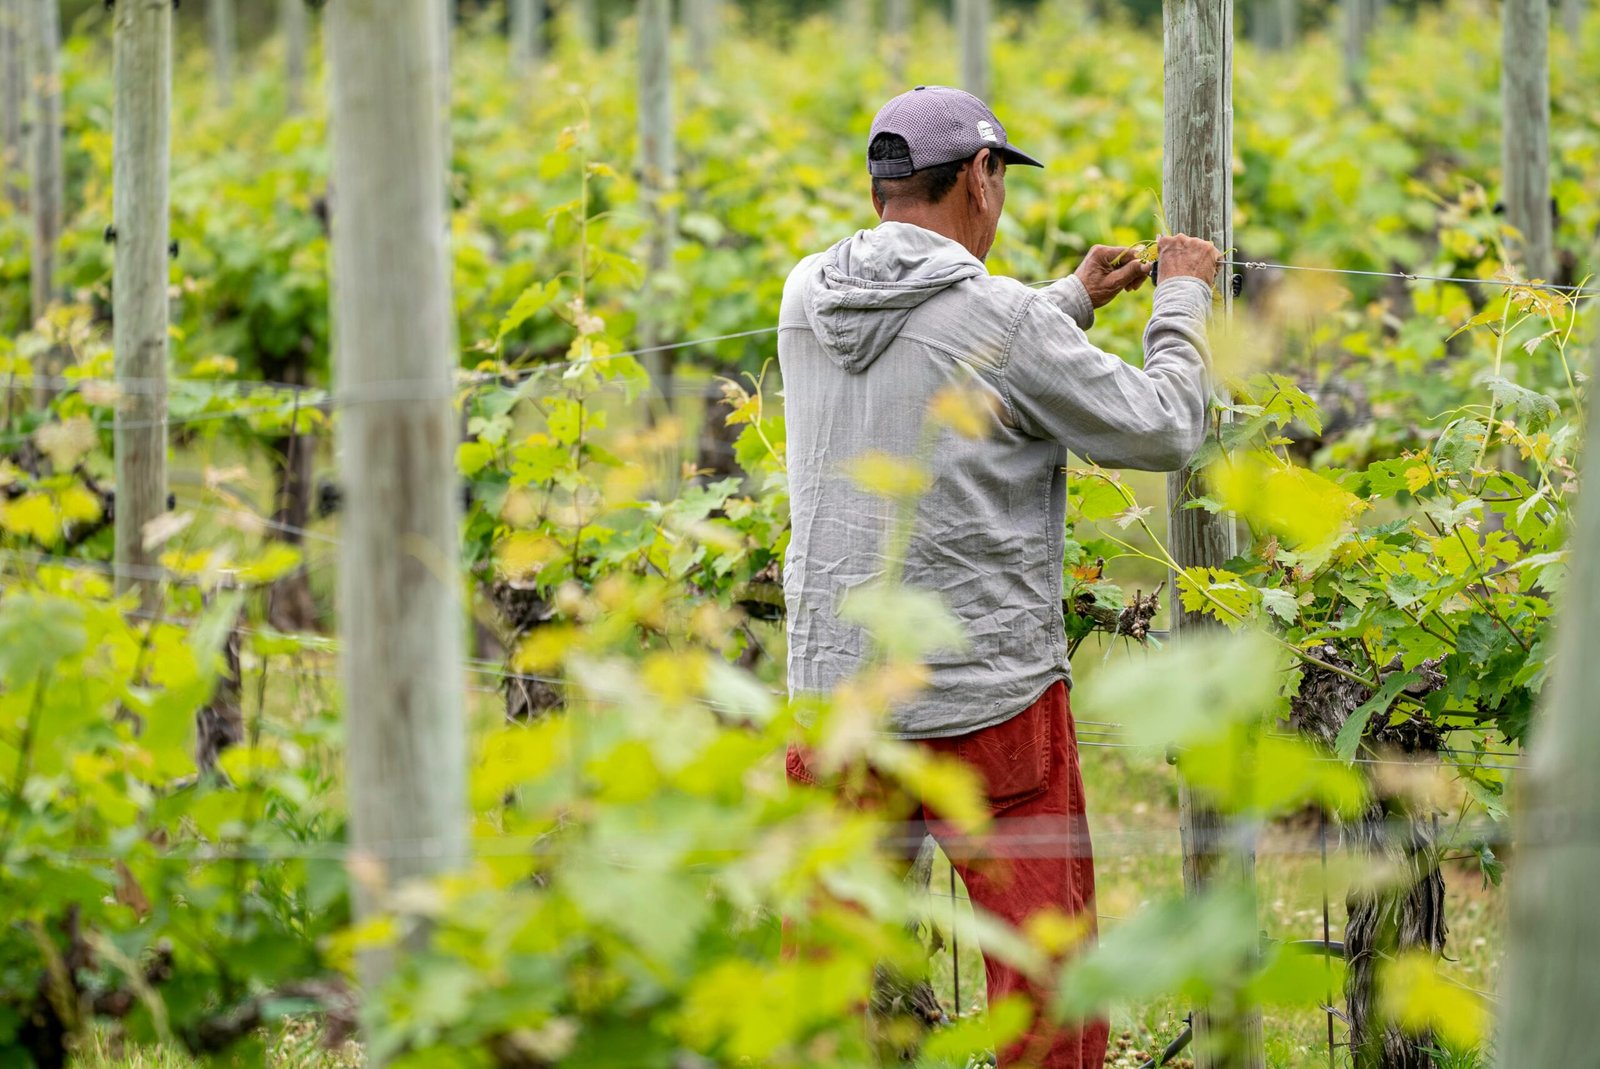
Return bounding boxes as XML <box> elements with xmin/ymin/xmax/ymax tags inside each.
<box><xmin>0</xmin><ymin>0</ymin><xmax>1595</xmax><ymax>1067</ymax></box>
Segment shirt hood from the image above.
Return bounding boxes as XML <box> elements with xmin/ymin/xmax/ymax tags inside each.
<box><xmin>801</xmin><ymin>222</ymin><xmax>987</xmax><ymax>373</ymax></box>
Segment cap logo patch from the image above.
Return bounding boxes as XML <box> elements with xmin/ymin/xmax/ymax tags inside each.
<box><xmin>976</xmin><ymin>120</ymin><xmax>999</xmax><ymax>143</ymax></box>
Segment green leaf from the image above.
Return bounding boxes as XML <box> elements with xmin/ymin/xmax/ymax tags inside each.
<box><xmin>235</xmin><ymin>544</ymin><xmax>303</xmax><ymax>585</ymax></box>
<box><xmin>838</xmin><ymin>580</ymin><xmax>967</xmax><ymax>660</ymax></box>
<box><xmin>1076</xmin><ymin>630</ymin><xmax>1283</xmax><ymax>750</ymax></box>
<box><xmin>1055</xmin><ymin>891</ymin><xmax>1258</xmax><ymax>1020</ymax></box>
<box><xmin>456</xmin><ymin>439</ymin><xmax>497</xmax><ymax>477</ymax></box>
<box><xmin>495</xmin><ymin>279</ymin><xmax>562</xmax><ymax>345</ymax></box>
<box><xmin>0</xmin><ymin>595</ymin><xmax>86</xmax><ymax>687</ymax></box>
<box><xmin>921</xmin><ymin>995</ymin><xmax>1030</xmax><ymax>1064</ymax></box>
<box><xmin>1461</xmin><ymin>773</ymin><xmax>1508</xmax><ymax>820</ymax></box>
<box><xmin>1483</xmin><ymin>376</ymin><xmax>1559</xmax><ymax>433</ymax></box>
<box><xmin>1180</xmin><ymin>730</ymin><xmax>1366</xmax><ymax>817</ymax></box>
<box><xmin>1433</xmin><ymin>419</ymin><xmax>1488</xmax><ymax>477</ymax></box>
<box><xmin>1071</xmin><ymin>475</ymin><xmax>1130</xmax><ymax>522</ymax></box>
<box><xmin>1361</xmin><ymin>457</ymin><xmax>1419</xmax><ymax>499</ymax></box>
<box><xmin>1244</xmin><ymin>941</ymin><xmax>1346</xmax><ymax>1008</ymax></box>
<box><xmin>1259</xmin><ymin>587</ymin><xmax>1299</xmax><ymax>623</ymax></box>
<box><xmin>1333</xmin><ymin>671</ymin><xmax>1418</xmax><ymax>763</ymax></box>
<box><xmin>1177</xmin><ymin>566</ymin><xmax>1259</xmax><ymax>627</ymax></box>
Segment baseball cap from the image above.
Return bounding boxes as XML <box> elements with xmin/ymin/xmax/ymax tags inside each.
<box><xmin>867</xmin><ymin>85</ymin><xmax>1045</xmax><ymax>178</ymax></box>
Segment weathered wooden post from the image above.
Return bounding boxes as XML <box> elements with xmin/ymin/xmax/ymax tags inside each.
<box><xmin>838</xmin><ymin>0</ymin><xmax>869</xmax><ymax>45</ymax></box>
<box><xmin>571</xmin><ymin>0</ymin><xmax>597</xmax><ymax>49</ymax></box>
<box><xmin>1058</xmin><ymin>0</ymin><xmax>1097</xmax><ymax>29</ymax></box>
<box><xmin>637</xmin><ymin>0</ymin><xmax>675</xmax><ymax>399</ymax></box>
<box><xmin>1249</xmin><ymin>0</ymin><xmax>1277</xmax><ymax>49</ymax></box>
<box><xmin>1497</xmin><ymin>277</ymin><xmax>1600</xmax><ymax>1069</ymax></box>
<box><xmin>2</xmin><ymin>0</ymin><xmax>24</xmax><ymax>210</ymax></box>
<box><xmin>1502</xmin><ymin>0</ymin><xmax>1553</xmax><ymax>280</ymax></box>
<box><xmin>325</xmin><ymin>0</ymin><xmax>468</xmax><ymax>1006</ymax></box>
<box><xmin>281</xmin><ymin>0</ymin><xmax>308</xmax><ymax>115</ymax></box>
<box><xmin>686</xmin><ymin>0</ymin><xmax>716</xmax><ymax>72</ymax></box>
<box><xmin>1276</xmin><ymin>0</ymin><xmax>1296</xmax><ymax>49</ymax></box>
<box><xmin>1164</xmin><ymin>0</ymin><xmax>1264</xmax><ymax>1065</ymax></box>
<box><xmin>1561</xmin><ymin>0</ymin><xmax>1584</xmax><ymax>39</ymax></box>
<box><xmin>112</xmin><ymin>0</ymin><xmax>171</xmax><ymax>607</ymax></box>
<box><xmin>208</xmin><ymin>0</ymin><xmax>236</xmax><ymax>107</ymax></box>
<box><xmin>886</xmin><ymin>0</ymin><xmax>909</xmax><ymax>83</ymax></box>
<box><xmin>26</xmin><ymin>0</ymin><xmax>62</xmax><ymax>339</ymax></box>
<box><xmin>511</xmin><ymin>0</ymin><xmax>542</xmax><ymax>75</ymax></box>
<box><xmin>1342</xmin><ymin>0</ymin><xmax>1366</xmax><ymax>105</ymax></box>
<box><xmin>434</xmin><ymin>0</ymin><xmax>455</xmax><ymax>179</ymax></box>
<box><xmin>957</xmin><ymin>0</ymin><xmax>988</xmax><ymax>100</ymax></box>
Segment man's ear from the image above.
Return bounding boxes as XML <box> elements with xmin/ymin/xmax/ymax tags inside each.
<box><xmin>968</xmin><ymin>149</ymin><xmax>992</xmax><ymax>213</ymax></box>
<box><xmin>871</xmin><ymin>186</ymin><xmax>886</xmax><ymax>218</ymax></box>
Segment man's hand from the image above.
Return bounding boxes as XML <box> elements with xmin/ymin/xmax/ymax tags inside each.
<box><xmin>1073</xmin><ymin>245</ymin><xmax>1152</xmax><ymax>309</ymax></box>
<box><xmin>1155</xmin><ymin>233</ymin><xmax>1222</xmax><ymax>286</ymax></box>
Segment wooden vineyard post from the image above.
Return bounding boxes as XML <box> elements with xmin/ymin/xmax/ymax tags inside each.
<box><xmin>325</xmin><ymin>0</ymin><xmax>468</xmax><ymax>1007</ymax></box>
<box><xmin>208</xmin><ymin>0</ymin><xmax>236</xmax><ymax>108</ymax></box>
<box><xmin>571</xmin><ymin>0</ymin><xmax>597</xmax><ymax>50</ymax></box>
<box><xmin>1249</xmin><ymin>0</ymin><xmax>1277</xmax><ymax>50</ymax></box>
<box><xmin>957</xmin><ymin>0</ymin><xmax>989</xmax><ymax>100</ymax></box>
<box><xmin>281</xmin><ymin>0</ymin><xmax>308</xmax><ymax>115</ymax></box>
<box><xmin>686</xmin><ymin>0</ymin><xmax>715</xmax><ymax>72</ymax></box>
<box><xmin>438</xmin><ymin>0</ymin><xmax>453</xmax><ymax>169</ymax></box>
<box><xmin>26</xmin><ymin>0</ymin><xmax>62</xmax><ymax>350</ymax></box>
<box><xmin>637</xmin><ymin>0</ymin><xmax>675</xmax><ymax>400</ymax></box>
<box><xmin>112</xmin><ymin>0</ymin><xmax>171</xmax><ymax>607</ymax></box>
<box><xmin>1059</xmin><ymin>0</ymin><xmax>1098</xmax><ymax>29</ymax></box>
<box><xmin>2</xmin><ymin>0</ymin><xmax>24</xmax><ymax>210</ymax></box>
<box><xmin>1163</xmin><ymin>0</ymin><xmax>1265</xmax><ymax>1066</ymax></box>
<box><xmin>885</xmin><ymin>0</ymin><xmax>909</xmax><ymax>84</ymax></box>
<box><xmin>850</xmin><ymin>0</ymin><xmax>870</xmax><ymax>37</ymax></box>
<box><xmin>1561</xmin><ymin>0</ymin><xmax>1583</xmax><ymax>40</ymax></box>
<box><xmin>1341</xmin><ymin>0</ymin><xmax>1366</xmax><ymax>105</ymax></box>
<box><xmin>1502</xmin><ymin>0</ymin><xmax>1552</xmax><ymax>281</ymax></box>
<box><xmin>511</xmin><ymin>0</ymin><xmax>542</xmax><ymax>76</ymax></box>
<box><xmin>1497</xmin><ymin>265</ymin><xmax>1600</xmax><ymax>1069</ymax></box>
<box><xmin>1276</xmin><ymin>0</ymin><xmax>1296</xmax><ymax>49</ymax></box>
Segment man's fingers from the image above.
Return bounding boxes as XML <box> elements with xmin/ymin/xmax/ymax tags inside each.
<box><xmin>1108</xmin><ymin>260</ymin><xmax>1147</xmax><ymax>290</ymax></box>
<box><xmin>1096</xmin><ymin>244</ymin><xmax>1132</xmax><ymax>268</ymax></box>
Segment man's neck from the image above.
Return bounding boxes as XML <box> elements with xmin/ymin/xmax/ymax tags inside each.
<box><xmin>879</xmin><ymin>205</ymin><xmax>984</xmax><ymax>260</ymax></box>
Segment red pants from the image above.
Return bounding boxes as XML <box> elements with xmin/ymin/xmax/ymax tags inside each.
<box><xmin>786</xmin><ymin>681</ymin><xmax>1109</xmax><ymax>1069</ymax></box>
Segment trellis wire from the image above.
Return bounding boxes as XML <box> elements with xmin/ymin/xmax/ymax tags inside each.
<box><xmin>1</xmin><ymin>807</ymin><xmax>1554</xmax><ymax>865</ymax></box>
<box><xmin>1223</xmin><ymin>259</ymin><xmax>1598</xmax><ymax>296</ymax></box>
<box><xmin>0</xmin><ymin>254</ymin><xmax>1592</xmax><ymax>422</ymax></box>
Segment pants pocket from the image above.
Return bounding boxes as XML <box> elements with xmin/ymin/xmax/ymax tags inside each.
<box><xmin>958</xmin><ymin>693</ymin><xmax>1054</xmax><ymax>811</ymax></box>
<box><xmin>785</xmin><ymin>743</ymin><xmax>821</xmax><ymax>786</ymax></box>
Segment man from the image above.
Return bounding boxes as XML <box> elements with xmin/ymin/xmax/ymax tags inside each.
<box><xmin>777</xmin><ymin>85</ymin><xmax>1220</xmax><ymax>1067</ymax></box>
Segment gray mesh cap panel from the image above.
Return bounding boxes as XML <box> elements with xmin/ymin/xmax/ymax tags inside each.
<box><xmin>866</xmin><ymin>85</ymin><xmax>1045</xmax><ymax>177</ymax></box>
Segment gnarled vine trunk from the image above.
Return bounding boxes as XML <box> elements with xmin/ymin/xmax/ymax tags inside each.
<box><xmin>1343</xmin><ymin>803</ymin><xmax>1447</xmax><ymax>1067</ymax></box>
<box><xmin>1291</xmin><ymin>645</ymin><xmax>1447</xmax><ymax>1069</ymax></box>
<box><xmin>262</xmin><ymin>353</ymin><xmax>320</xmax><ymax>633</ymax></box>
<box><xmin>489</xmin><ymin>578</ymin><xmax>562</xmax><ymax>721</ymax></box>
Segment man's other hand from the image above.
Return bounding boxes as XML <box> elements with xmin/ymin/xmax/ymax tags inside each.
<box><xmin>1155</xmin><ymin>233</ymin><xmax>1222</xmax><ymax>287</ymax></box>
<box><xmin>1073</xmin><ymin>245</ymin><xmax>1152</xmax><ymax>309</ymax></box>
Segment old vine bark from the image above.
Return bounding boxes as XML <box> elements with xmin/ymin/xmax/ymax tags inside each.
<box><xmin>1291</xmin><ymin>645</ymin><xmax>1448</xmax><ymax>1068</ymax></box>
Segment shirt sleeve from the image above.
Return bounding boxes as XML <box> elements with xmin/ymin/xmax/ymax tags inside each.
<box><xmin>999</xmin><ymin>276</ymin><xmax>1214</xmax><ymax>471</ymax></box>
<box><xmin>1041</xmin><ymin>274</ymin><xmax>1097</xmax><ymax>332</ymax></box>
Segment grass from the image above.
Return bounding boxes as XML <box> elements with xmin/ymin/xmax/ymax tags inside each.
<box><xmin>72</xmin><ymin>1021</ymin><xmax>360</xmax><ymax>1069</ymax></box>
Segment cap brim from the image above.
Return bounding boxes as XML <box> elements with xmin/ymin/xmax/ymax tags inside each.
<box><xmin>999</xmin><ymin>145</ymin><xmax>1045</xmax><ymax>168</ymax></box>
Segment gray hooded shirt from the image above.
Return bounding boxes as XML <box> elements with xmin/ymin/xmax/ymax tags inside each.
<box><xmin>778</xmin><ymin>221</ymin><xmax>1214</xmax><ymax>739</ymax></box>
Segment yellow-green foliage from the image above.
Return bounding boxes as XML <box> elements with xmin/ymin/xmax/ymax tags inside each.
<box><xmin>0</xmin><ymin>2</ymin><xmax>1592</xmax><ymax>1065</ymax></box>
